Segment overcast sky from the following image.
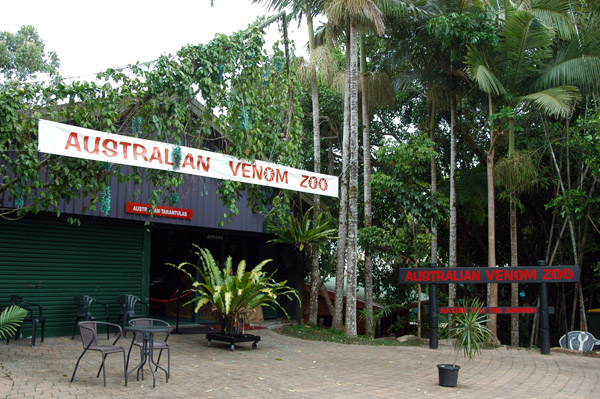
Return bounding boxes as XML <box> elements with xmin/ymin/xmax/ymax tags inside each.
<box><xmin>1</xmin><ymin>0</ymin><xmax>310</xmax><ymax>81</ymax></box>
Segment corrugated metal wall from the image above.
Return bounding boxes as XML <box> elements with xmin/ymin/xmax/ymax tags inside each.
<box><xmin>0</xmin><ymin>213</ymin><xmax>146</xmax><ymax>338</ymax></box>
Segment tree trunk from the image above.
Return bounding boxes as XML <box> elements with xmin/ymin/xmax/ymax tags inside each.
<box><xmin>428</xmin><ymin>101</ymin><xmax>438</xmax><ymax>264</ymax></box>
<box><xmin>345</xmin><ymin>20</ymin><xmax>359</xmax><ymax>337</ymax></box>
<box><xmin>448</xmin><ymin>95</ymin><xmax>457</xmax><ymax>328</ymax></box>
<box><xmin>360</xmin><ymin>33</ymin><xmax>374</xmax><ymax>338</ymax></box>
<box><xmin>320</xmin><ymin>282</ymin><xmax>335</xmax><ymax>317</ymax></box>
<box><xmin>487</xmin><ymin>93</ymin><xmax>499</xmax><ymax>341</ymax></box>
<box><xmin>307</xmin><ymin>14</ymin><xmax>321</xmax><ymax>326</ymax></box>
<box><xmin>510</xmin><ymin>192</ymin><xmax>519</xmax><ymax>347</ymax></box>
<box><xmin>333</xmin><ymin>31</ymin><xmax>351</xmax><ymax>331</ymax></box>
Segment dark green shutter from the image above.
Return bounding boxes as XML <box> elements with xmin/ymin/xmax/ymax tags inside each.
<box><xmin>0</xmin><ymin>213</ymin><xmax>145</xmax><ymax>338</ymax></box>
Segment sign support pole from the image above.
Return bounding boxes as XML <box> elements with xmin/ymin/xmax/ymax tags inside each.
<box><xmin>428</xmin><ymin>262</ymin><xmax>438</xmax><ymax>349</ymax></box>
<box><xmin>538</xmin><ymin>260</ymin><xmax>550</xmax><ymax>355</ymax></box>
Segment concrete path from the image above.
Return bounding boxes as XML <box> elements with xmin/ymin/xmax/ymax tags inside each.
<box><xmin>1</xmin><ymin>325</ymin><xmax>599</xmax><ymax>398</ymax></box>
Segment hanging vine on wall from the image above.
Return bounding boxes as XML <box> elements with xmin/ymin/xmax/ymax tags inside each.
<box><xmin>99</xmin><ymin>186</ymin><xmax>111</xmax><ymax>216</ymax></box>
<box><xmin>0</xmin><ymin>17</ymin><xmax>304</xmax><ymax>222</ymax></box>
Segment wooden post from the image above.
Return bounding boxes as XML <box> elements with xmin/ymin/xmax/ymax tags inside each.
<box><xmin>429</xmin><ymin>262</ymin><xmax>438</xmax><ymax>349</ymax></box>
<box><xmin>538</xmin><ymin>260</ymin><xmax>550</xmax><ymax>355</ymax></box>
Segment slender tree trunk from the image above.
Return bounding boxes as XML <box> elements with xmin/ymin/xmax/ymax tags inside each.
<box><xmin>547</xmin><ymin>137</ymin><xmax>587</xmax><ymax>331</ymax></box>
<box><xmin>333</xmin><ymin>31</ymin><xmax>351</xmax><ymax>331</ymax></box>
<box><xmin>487</xmin><ymin>93</ymin><xmax>499</xmax><ymax>342</ymax></box>
<box><xmin>307</xmin><ymin>14</ymin><xmax>321</xmax><ymax>326</ymax></box>
<box><xmin>345</xmin><ymin>20</ymin><xmax>359</xmax><ymax>337</ymax></box>
<box><xmin>429</xmin><ymin>101</ymin><xmax>438</xmax><ymax>265</ymax></box>
<box><xmin>448</xmin><ymin>95</ymin><xmax>457</xmax><ymax>327</ymax></box>
<box><xmin>320</xmin><ymin>283</ymin><xmax>335</xmax><ymax>317</ymax></box>
<box><xmin>360</xmin><ymin>33</ymin><xmax>374</xmax><ymax>338</ymax></box>
<box><xmin>510</xmin><ymin>192</ymin><xmax>519</xmax><ymax>347</ymax></box>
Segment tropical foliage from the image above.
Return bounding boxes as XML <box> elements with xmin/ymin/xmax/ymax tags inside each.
<box><xmin>0</xmin><ymin>305</ymin><xmax>27</xmax><ymax>340</ymax></box>
<box><xmin>452</xmin><ymin>298</ymin><xmax>493</xmax><ymax>367</ymax></box>
<box><xmin>266</xmin><ymin>206</ymin><xmax>337</xmax><ymax>252</ymax></box>
<box><xmin>4</xmin><ymin>0</ymin><xmax>600</xmax><ymax>347</ymax></box>
<box><xmin>169</xmin><ymin>245</ymin><xmax>300</xmax><ymax>332</ymax></box>
<box><xmin>0</xmin><ymin>19</ymin><xmax>302</xmax><ymax>224</ymax></box>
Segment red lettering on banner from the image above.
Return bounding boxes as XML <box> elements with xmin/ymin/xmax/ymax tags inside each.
<box><xmin>319</xmin><ymin>178</ymin><xmax>328</xmax><ymax>191</ymax></box>
<box><xmin>277</xmin><ymin>169</ymin><xmax>288</xmax><ymax>184</ymax></box>
<box><xmin>252</xmin><ymin>165</ymin><xmax>263</xmax><ymax>180</ymax></box>
<box><xmin>242</xmin><ymin>163</ymin><xmax>251</xmax><ymax>178</ymax></box>
<box><xmin>229</xmin><ymin>161</ymin><xmax>241</xmax><ymax>176</ymax></box>
<box><xmin>65</xmin><ymin>132</ymin><xmax>82</xmax><ymax>152</ymax></box>
<box><xmin>182</xmin><ymin>154</ymin><xmax>195</xmax><ymax>169</ymax></box>
<box><xmin>133</xmin><ymin>144</ymin><xmax>148</xmax><ymax>161</ymax></box>
<box><xmin>164</xmin><ymin>149</ymin><xmax>173</xmax><ymax>166</ymax></box>
<box><xmin>102</xmin><ymin>139</ymin><xmax>117</xmax><ymax>157</ymax></box>
<box><xmin>119</xmin><ymin>142</ymin><xmax>132</xmax><ymax>159</ymax></box>
<box><xmin>149</xmin><ymin>147</ymin><xmax>163</xmax><ymax>164</ymax></box>
<box><xmin>300</xmin><ymin>175</ymin><xmax>309</xmax><ymax>188</ymax></box>
<box><xmin>197</xmin><ymin>156</ymin><xmax>210</xmax><ymax>172</ymax></box>
<box><xmin>83</xmin><ymin>136</ymin><xmax>100</xmax><ymax>155</ymax></box>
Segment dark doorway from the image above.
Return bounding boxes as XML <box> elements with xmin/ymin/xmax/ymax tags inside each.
<box><xmin>149</xmin><ymin>226</ymin><xmax>289</xmax><ymax>324</ymax></box>
<box><xmin>149</xmin><ymin>227</ymin><xmax>225</xmax><ymax>324</ymax></box>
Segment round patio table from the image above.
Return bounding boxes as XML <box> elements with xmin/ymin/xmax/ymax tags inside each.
<box><xmin>125</xmin><ymin>324</ymin><xmax>172</xmax><ymax>388</ymax></box>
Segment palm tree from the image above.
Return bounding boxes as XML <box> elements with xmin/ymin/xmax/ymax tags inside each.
<box><xmin>359</xmin><ymin>1</ymin><xmax>419</xmax><ymax>338</ymax></box>
<box><xmin>465</xmin><ymin>0</ymin><xmax>600</xmax><ymax>345</ymax></box>
<box><xmin>416</xmin><ymin>0</ymin><xmax>491</xmax><ymax>332</ymax></box>
<box><xmin>326</xmin><ymin>0</ymin><xmax>384</xmax><ymax>336</ymax></box>
<box><xmin>250</xmin><ymin>0</ymin><xmax>328</xmax><ymax>325</ymax></box>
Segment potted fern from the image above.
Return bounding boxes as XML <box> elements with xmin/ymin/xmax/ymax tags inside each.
<box><xmin>169</xmin><ymin>245</ymin><xmax>299</xmax><ymax>347</ymax></box>
<box><xmin>438</xmin><ymin>298</ymin><xmax>493</xmax><ymax>387</ymax></box>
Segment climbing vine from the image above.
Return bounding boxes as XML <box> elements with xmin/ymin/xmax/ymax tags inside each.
<box><xmin>0</xmin><ymin>18</ymin><xmax>304</xmax><ymax>221</ymax></box>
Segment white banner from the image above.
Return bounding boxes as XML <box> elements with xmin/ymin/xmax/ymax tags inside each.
<box><xmin>38</xmin><ymin>120</ymin><xmax>338</xmax><ymax>197</ymax></box>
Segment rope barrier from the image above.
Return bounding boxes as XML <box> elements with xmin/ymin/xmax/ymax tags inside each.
<box><xmin>149</xmin><ymin>290</ymin><xmax>193</xmax><ymax>303</ymax></box>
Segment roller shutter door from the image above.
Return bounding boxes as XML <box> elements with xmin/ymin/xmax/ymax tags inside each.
<box><xmin>0</xmin><ymin>213</ymin><xmax>145</xmax><ymax>338</ymax></box>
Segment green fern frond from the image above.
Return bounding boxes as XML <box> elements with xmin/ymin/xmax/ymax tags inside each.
<box><xmin>0</xmin><ymin>305</ymin><xmax>27</xmax><ymax>340</ymax></box>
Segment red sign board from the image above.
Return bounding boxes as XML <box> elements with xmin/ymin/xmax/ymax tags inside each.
<box><xmin>126</xmin><ymin>202</ymin><xmax>193</xmax><ymax>220</ymax></box>
<box><xmin>398</xmin><ymin>265</ymin><xmax>579</xmax><ymax>284</ymax></box>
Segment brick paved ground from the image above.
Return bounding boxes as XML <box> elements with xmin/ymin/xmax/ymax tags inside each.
<box><xmin>1</xmin><ymin>324</ymin><xmax>599</xmax><ymax>398</ymax></box>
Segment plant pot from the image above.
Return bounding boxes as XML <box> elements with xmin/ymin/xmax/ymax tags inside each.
<box><xmin>221</xmin><ymin>317</ymin><xmax>242</xmax><ymax>336</ymax></box>
<box><xmin>437</xmin><ymin>364</ymin><xmax>460</xmax><ymax>387</ymax></box>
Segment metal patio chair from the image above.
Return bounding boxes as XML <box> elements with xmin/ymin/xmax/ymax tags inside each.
<box><xmin>71</xmin><ymin>295</ymin><xmax>110</xmax><ymax>340</ymax></box>
<box><xmin>70</xmin><ymin>321</ymin><xmax>127</xmax><ymax>387</ymax></box>
<box><xmin>126</xmin><ymin>318</ymin><xmax>171</xmax><ymax>379</ymax></box>
<box><xmin>6</xmin><ymin>295</ymin><xmax>45</xmax><ymax>346</ymax></box>
<box><xmin>116</xmin><ymin>294</ymin><xmax>149</xmax><ymax>336</ymax></box>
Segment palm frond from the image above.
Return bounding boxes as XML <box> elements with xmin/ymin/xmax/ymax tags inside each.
<box><xmin>0</xmin><ymin>305</ymin><xmax>27</xmax><ymax>340</ymax></box>
<box><xmin>326</xmin><ymin>0</ymin><xmax>385</xmax><ymax>35</ymax></box>
<box><xmin>374</xmin><ymin>0</ymin><xmax>428</xmax><ymax>18</ymax></box>
<box><xmin>537</xmin><ymin>54</ymin><xmax>600</xmax><ymax>93</ymax></box>
<box><xmin>465</xmin><ymin>46</ymin><xmax>507</xmax><ymax>96</ymax></box>
<box><xmin>503</xmin><ymin>10</ymin><xmax>553</xmax><ymax>86</ymax></box>
<box><xmin>519</xmin><ymin>86</ymin><xmax>580</xmax><ymax>118</ymax></box>
<box><xmin>266</xmin><ymin>206</ymin><xmax>337</xmax><ymax>251</ymax></box>
<box><xmin>523</xmin><ymin>0</ymin><xmax>577</xmax><ymax>40</ymax></box>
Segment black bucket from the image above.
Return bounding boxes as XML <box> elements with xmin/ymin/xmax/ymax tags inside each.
<box><xmin>437</xmin><ymin>364</ymin><xmax>460</xmax><ymax>387</ymax></box>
